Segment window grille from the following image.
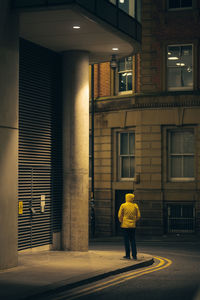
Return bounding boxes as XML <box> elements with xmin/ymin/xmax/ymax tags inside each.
<box><xmin>168</xmin><ymin>204</ymin><xmax>195</xmax><ymax>233</ymax></box>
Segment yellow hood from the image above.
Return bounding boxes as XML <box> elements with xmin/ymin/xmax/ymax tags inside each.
<box><xmin>125</xmin><ymin>193</ymin><xmax>135</xmax><ymax>203</ymax></box>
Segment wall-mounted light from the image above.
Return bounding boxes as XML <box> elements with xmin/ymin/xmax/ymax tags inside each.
<box><xmin>110</xmin><ymin>54</ymin><xmax>117</xmax><ymax>69</ymax></box>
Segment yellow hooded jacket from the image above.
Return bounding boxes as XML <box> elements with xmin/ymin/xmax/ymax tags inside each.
<box><xmin>118</xmin><ymin>193</ymin><xmax>141</xmax><ymax>228</ymax></box>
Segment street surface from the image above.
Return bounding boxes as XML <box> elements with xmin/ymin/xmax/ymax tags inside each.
<box><xmin>48</xmin><ymin>236</ymin><xmax>200</xmax><ymax>300</ymax></box>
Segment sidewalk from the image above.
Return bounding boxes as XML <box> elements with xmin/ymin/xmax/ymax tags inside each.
<box><xmin>0</xmin><ymin>240</ymin><xmax>154</xmax><ymax>300</ymax></box>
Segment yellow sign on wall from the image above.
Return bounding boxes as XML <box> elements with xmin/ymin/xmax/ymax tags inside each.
<box><xmin>19</xmin><ymin>201</ymin><xmax>23</xmax><ymax>215</ymax></box>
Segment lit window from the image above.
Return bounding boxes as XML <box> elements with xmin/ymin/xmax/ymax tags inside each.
<box><xmin>168</xmin><ymin>130</ymin><xmax>194</xmax><ymax>180</ymax></box>
<box><xmin>109</xmin><ymin>0</ymin><xmax>116</xmax><ymax>4</ymax></box>
<box><xmin>118</xmin><ymin>56</ymin><xmax>133</xmax><ymax>93</ymax></box>
<box><xmin>118</xmin><ymin>132</ymin><xmax>135</xmax><ymax>179</ymax></box>
<box><xmin>168</xmin><ymin>0</ymin><xmax>193</xmax><ymax>9</ymax></box>
<box><xmin>167</xmin><ymin>45</ymin><xmax>193</xmax><ymax>91</ymax></box>
<box><xmin>119</xmin><ymin>0</ymin><xmax>134</xmax><ymax>17</ymax></box>
<box><xmin>108</xmin><ymin>0</ymin><xmax>141</xmax><ymax>21</ymax></box>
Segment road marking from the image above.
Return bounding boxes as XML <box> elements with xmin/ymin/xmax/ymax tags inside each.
<box><xmin>55</xmin><ymin>256</ymin><xmax>172</xmax><ymax>300</ymax></box>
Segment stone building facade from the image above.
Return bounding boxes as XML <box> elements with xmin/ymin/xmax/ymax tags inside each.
<box><xmin>91</xmin><ymin>0</ymin><xmax>200</xmax><ymax>237</ymax></box>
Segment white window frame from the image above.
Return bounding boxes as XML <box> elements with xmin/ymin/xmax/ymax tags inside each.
<box><xmin>168</xmin><ymin>0</ymin><xmax>193</xmax><ymax>10</ymax></box>
<box><xmin>167</xmin><ymin>44</ymin><xmax>193</xmax><ymax>91</ymax></box>
<box><xmin>168</xmin><ymin>129</ymin><xmax>195</xmax><ymax>182</ymax></box>
<box><xmin>118</xmin><ymin>131</ymin><xmax>135</xmax><ymax>180</ymax></box>
<box><xmin>117</xmin><ymin>56</ymin><xmax>133</xmax><ymax>95</ymax></box>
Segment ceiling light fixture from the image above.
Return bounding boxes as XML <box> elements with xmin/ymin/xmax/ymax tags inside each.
<box><xmin>168</xmin><ymin>56</ymin><xmax>179</xmax><ymax>60</ymax></box>
<box><xmin>112</xmin><ymin>47</ymin><xmax>119</xmax><ymax>51</ymax></box>
<box><xmin>73</xmin><ymin>25</ymin><xmax>80</xmax><ymax>29</ymax></box>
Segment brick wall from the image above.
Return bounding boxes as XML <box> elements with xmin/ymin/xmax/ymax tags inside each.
<box><xmin>93</xmin><ymin>62</ymin><xmax>111</xmax><ymax>98</ymax></box>
<box><xmin>99</xmin><ymin>63</ymin><xmax>111</xmax><ymax>97</ymax></box>
<box><xmin>141</xmin><ymin>0</ymin><xmax>200</xmax><ymax>93</ymax></box>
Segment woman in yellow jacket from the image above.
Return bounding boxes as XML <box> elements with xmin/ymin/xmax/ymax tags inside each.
<box><xmin>118</xmin><ymin>193</ymin><xmax>141</xmax><ymax>260</ymax></box>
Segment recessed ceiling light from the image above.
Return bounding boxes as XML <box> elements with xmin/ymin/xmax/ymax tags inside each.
<box><xmin>168</xmin><ymin>56</ymin><xmax>179</xmax><ymax>60</ymax></box>
<box><xmin>112</xmin><ymin>48</ymin><xmax>119</xmax><ymax>51</ymax></box>
<box><xmin>176</xmin><ymin>63</ymin><xmax>185</xmax><ymax>66</ymax></box>
<box><xmin>73</xmin><ymin>25</ymin><xmax>80</xmax><ymax>29</ymax></box>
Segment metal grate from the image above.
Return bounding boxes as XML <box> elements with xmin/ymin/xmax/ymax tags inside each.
<box><xmin>167</xmin><ymin>204</ymin><xmax>195</xmax><ymax>233</ymax></box>
<box><xmin>18</xmin><ymin>39</ymin><xmax>62</xmax><ymax>250</ymax></box>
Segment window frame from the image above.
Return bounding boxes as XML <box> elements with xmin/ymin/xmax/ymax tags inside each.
<box><xmin>167</xmin><ymin>129</ymin><xmax>195</xmax><ymax>182</ymax></box>
<box><xmin>167</xmin><ymin>0</ymin><xmax>193</xmax><ymax>10</ymax></box>
<box><xmin>167</xmin><ymin>44</ymin><xmax>194</xmax><ymax>91</ymax></box>
<box><xmin>118</xmin><ymin>131</ymin><xmax>135</xmax><ymax>181</ymax></box>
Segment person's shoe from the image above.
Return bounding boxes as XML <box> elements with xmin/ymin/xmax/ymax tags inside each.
<box><xmin>122</xmin><ymin>256</ymin><xmax>130</xmax><ymax>259</ymax></box>
<box><xmin>132</xmin><ymin>256</ymin><xmax>137</xmax><ymax>260</ymax></box>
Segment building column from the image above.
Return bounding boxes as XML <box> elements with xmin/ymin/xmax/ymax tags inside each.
<box><xmin>0</xmin><ymin>1</ymin><xmax>19</xmax><ymax>269</ymax></box>
<box><xmin>62</xmin><ymin>51</ymin><xmax>89</xmax><ymax>251</ymax></box>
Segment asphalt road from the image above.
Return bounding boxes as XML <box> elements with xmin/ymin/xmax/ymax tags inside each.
<box><xmin>66</xmin><ymin>238</ymin><xmax>200</xmax><ymax>300</ymax></box>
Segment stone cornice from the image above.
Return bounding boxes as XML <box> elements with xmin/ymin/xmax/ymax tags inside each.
<box><xmin>91</xmin><ymin>91</ymin><xmax>200</xmax><ymax>113</ymax></box>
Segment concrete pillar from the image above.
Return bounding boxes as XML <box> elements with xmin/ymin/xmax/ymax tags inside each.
<box><xmin>0</xmin><ymin>1</ymin><xmax>19</xmax><ymax>269</ymax></box>
<box><xmin>62</xmin><ymin>51</ymin><xmax>89</xmax><ymax>251</ymax></box>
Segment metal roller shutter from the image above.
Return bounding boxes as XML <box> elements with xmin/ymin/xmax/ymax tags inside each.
<box><xmin>18</xmin><ymin>39</ymin><xmax>62</xmax><ymax>250</ymax></box>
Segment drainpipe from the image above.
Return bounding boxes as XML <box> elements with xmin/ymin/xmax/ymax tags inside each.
<box><xmin>90</xmin><ymin>64</ymin><xmax>95</xmax><ymax>237</ymax></box>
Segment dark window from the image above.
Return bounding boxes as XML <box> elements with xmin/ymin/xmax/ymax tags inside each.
<box><xmin>118</xmin><ymin>132</ymin><xmax>135</xmax><ymax>179</ymax></box>
<box><xmin>168</xmin><ymin>129</ymin><xmax>194</xmax><ymax>180</ymax></box>
<box><xmin>168</xmin><ymin>0</ymin><xmax>192</xmax><ymax>9</ymax></box>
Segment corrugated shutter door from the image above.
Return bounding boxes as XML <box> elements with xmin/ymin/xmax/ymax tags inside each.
<box><xmin>18</xmin><ymin>39</ymin><xmax>62</xmax><ymax>250</ymax></box>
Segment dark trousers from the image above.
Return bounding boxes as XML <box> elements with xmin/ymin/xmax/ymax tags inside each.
<box><xmin>122</xmin><ymin>228</ymin><xmax>137</xmax><ymax>258</ymax></box>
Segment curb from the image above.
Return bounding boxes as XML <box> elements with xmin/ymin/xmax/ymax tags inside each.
<box><xmin>22</xmin><ymin>258</ymin><xmax>154</xmax><ymax>300</ymax></box>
